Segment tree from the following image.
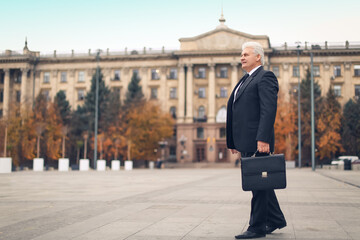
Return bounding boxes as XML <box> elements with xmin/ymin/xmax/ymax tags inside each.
<box><xmin>21</xmin><ymin>116</ymin><xmax>37</xmax><ymax>161</ymax></box>
<box><xmin>299</xmin><ymin>69</ymin><xmax>322</xmax><ymax>166</ymax></box>
<box><xmin>44</xmin><ymin>102</ymin><xmax>63</xmax><ymax>161</ymax></box>
<box><xmin>274</xmin><ymin>90</ymin><xmax>298</xmax><ymax>160</ymax></box>
<box><xmin>82</xmin><ymin>68</ymin><xmax>111</xmax><ymax>133</ymax></box>
<box><xmin>126</xmin><ymin>102</ymin><xmax>174</xmax><ymax>161</ymax></box>
<box><xmin>341</xmin><ymin>98</ymin><xmax>360</xmax><ymax>157</ymax></box>
<box><xmin>316</xmin><ymin>88</ymin><xmax>344</xmax><ymax>163</ymax></box>
<box><xmin>70</xmin><ymin>68</ymin><xmax>112</xmax><ymax>163</ymax></box>
<box><xmin>6</xmin><ymin>105</ymin><xmax>22</xmax><ymax>165</ymax></box>
<box><xmin>124</xmin><ymin>73</ymin><xmax>144</xmax><ymax>107</ymax></box>
<box><xmin>54</xmin><ymin>90</ymin><xmax>71</xmax><ymax>126</ymax></box>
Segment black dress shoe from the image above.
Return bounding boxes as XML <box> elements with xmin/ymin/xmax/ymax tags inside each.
<box><xmin>266</xmin><ymin>223</ymin><xmax>287</xmax><ymax>234</ymax></box>
<box><xmin>235</xmin><ymin>230</ymin><xmax>265</xmax><ymax>239</ymax></box>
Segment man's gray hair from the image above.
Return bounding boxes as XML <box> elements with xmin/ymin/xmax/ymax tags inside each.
<box><xmin>242</xmin><ymin>42</ymin><xmax>265</xmax><ymax>65</ymax></box>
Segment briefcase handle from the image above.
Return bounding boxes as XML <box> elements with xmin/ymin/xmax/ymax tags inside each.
<box><xmin>251</xmin><ymin>150</ymin><xmax>274</xmax><ymax>158</ymax></box>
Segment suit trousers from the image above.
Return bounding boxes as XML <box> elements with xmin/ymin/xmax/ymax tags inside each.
<box><xmin>241</xmin><ymin>152</ymin><xmax>286</xmax><ymax>234</ymax></box>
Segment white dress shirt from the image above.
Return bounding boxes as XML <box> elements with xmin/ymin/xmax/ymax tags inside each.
<box><xmin>233</xmin><ymin>65</ymin><xmax>262</xmax><ymax>102</ymax></box>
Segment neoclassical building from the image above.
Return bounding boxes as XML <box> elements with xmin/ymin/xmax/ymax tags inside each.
<box><xmin>1</xmin><ymin>16</ymin><xmax>360</xmax><ymax>163</ymax></box>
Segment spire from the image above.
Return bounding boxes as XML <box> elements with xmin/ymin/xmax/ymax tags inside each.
<box><xmin>219</xmin><ymin>6</ymin><xmax>225</xmax><ymax>24</ymax></box>
<box><xmin>216</xmin><ymin>6</ymin><xmax>228</xmax><ymax>29</ymax></box>
<box><xmin>24</xmin><ymin>37</ymin><xmax>29</xmax><ymax>50</ymax></box>
<box><xmin>23</xmin><ymin>37</ymin><xmax>29</xmax><ymax>54</ymax></box>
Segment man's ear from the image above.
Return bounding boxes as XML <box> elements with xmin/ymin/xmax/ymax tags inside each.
<box><xmin>256</xmin><ymin>54</ymin><xmax>261</xmax><ymax>62</ymax></box>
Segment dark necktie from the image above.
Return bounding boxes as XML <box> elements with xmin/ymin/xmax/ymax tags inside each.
<box><xmin>235</xmin><ymin>73</ymin><xmax>249</xmax><ymax>99</ymax></box>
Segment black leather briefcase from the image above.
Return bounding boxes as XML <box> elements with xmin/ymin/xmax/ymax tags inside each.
<box><xmin>241</xmin><ymin>152</ymin><xmax>287</xmax><ymax>191</ymax></box>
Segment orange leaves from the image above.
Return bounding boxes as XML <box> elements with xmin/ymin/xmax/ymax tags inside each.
<box><xmin>316</xmin><ymin>89</ymin><xmax>344</xmax><ymax>161</ymax></box>
<box><xmin>126</xmin><ymin>102</ymin><xmax>174</xmax><ymax>161</ymax></box>
<box><xmin>274</xmin><ymin>91</ymin><xmax>298</xmax><ymax>160</ymax></box>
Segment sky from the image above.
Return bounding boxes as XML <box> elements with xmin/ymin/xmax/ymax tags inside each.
<box><xmin>1</xmin><ymin>0</ymin><xmax>359</xmax><ymax>54</ymax></box>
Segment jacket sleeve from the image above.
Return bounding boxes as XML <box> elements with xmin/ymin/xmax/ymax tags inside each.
<box><xmin>226</xmin><ymin>93</ymin><xmax>236</xmax><ymax>149</ymax></box>
<box><xmin>256</xmin><ymin>71</ymin><xmax>279</xmax><ymax>143</ymax></box>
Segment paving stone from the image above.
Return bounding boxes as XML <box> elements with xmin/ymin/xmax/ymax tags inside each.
<box><xmin>0</xmin><ymin>168</ymin><xmax>359</xmax><ymax>239</ymax></box>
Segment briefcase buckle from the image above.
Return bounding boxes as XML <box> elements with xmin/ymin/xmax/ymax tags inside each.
<box><xmin>262</xmin><ymin>172</ymin><xmax>268</xmax><ymax>178</ymax></box>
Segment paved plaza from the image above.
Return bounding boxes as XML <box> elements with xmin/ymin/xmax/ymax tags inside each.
<box><xmin>0</xmin><ymin>168</ymin><xmax>359</xmax><ymax>240</ymax></box>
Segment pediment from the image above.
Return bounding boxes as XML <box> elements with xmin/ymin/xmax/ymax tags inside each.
<box><xmin>179</xmin><ymin>27</ymin><xmax>270</xmax><ymax>52</ymax></box>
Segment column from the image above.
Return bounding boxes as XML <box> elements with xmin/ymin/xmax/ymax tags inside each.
<box><xmin>121</xmin><ymin>68</ymin><xmax>130</xmax><ymax>103</ymax></box>
<box><xmin>343</xmin><ymin>62</ymin><xmax>352</xmax><ymax>105</ymax></box>
<box><xmin>323</xmin><ymin>63</ymin><xmax>331</xmax><ymax>97</ymax></box>
<box><xmin>208</xmin><ymin>63</ymin><xmax>216</xmax><ymax>123</ymax></box>
<box><xmin>20</xmin><ymin>68</ymin><xmax>29</xmax><ymax>112</ymax></box>
<box><xmin>159</xmin><ymin>67</ymin><xmax>167</xmax><ymax>112</ymax></box>
<box><xmin>185</xmin><ymin>64</ymin><xmax>193</xmax><ymax>123</ymax></box>
<box><xmin>140</xmin><ymin>68</ymin><xmax>148</xmax><ymax>99</ymax></box>
<box><xmin>51</xmin><ymin>70</ymin><xmax>58</xmax><ymax>102</ymax></box>
<box><xmin>3</xmin><ymin>69</ymin><xmax>10</xmax><ymax>117</ymax></box>
<box><xmin>231</xmin><ymin>62</ymin><xmax>238</xmax><ymax>90</ymax></box>
<box><xmin>177</xmin><ymin>64</ymin><xmax>185</xmax><ymax>123</ymax></box>
<box><xmin>282</xmin><ymin>63</ymin><xmax>290</xmax><ymax>101</ymax></box>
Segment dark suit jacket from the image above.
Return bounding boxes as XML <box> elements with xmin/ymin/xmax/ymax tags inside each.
<box><xmin>226</xmin><ymin>66</ymin><xmax>279</xmax><ymax>153</ymax></box>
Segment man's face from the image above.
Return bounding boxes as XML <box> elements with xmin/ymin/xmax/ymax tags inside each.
<box><xmin>241</xmin><ymin>47</ymin><xmax>261</xmax><ymax>72</ymax></box>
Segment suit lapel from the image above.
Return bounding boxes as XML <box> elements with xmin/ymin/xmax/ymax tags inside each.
<box><xmin>234</xmin><ymin>66</ymin><xmax>263</xmax><ymax>103</ymax></box>
<box><xmin>229</xmin><ymin>73</ymin><xmax>248</xmax><ymax>102</ymax></box>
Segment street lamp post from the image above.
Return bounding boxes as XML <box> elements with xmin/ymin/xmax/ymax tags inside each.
<box><xmin>296</xmin><ymin>42</ymin><xmax>302</xmax><ymax>168</ymax></box>
<box><xmin>310</xmin><ymin>52</ymin><xmax>316</xmax><ymax>171</ymax></box>
<box><xmin>179</xmin><ymin>135</ymin><xmax>187</xmax><ymax>161</ymax></box>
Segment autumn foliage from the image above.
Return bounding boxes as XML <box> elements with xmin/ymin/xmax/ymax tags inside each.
<box><xmin>274</xmin><ymin>90</ymin><xmax>298</xmax><ymax>160</ymax></box>
<box><xmin>316</xmin><ymin>88</ymin><xmax>344</xmax><ymax>162</ymax></box>
<box><xmin>126</xmin><ymin>102</ymin><xmax>175</xmax><ymax>161</ymax></box>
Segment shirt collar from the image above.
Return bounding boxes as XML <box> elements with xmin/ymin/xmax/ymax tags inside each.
<box><xmin>248</xmin><ymin>65</ymin><xmax>262</xmax><ymax>76</ymax></box>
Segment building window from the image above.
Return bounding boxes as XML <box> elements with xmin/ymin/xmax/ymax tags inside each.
<box><xmin>198</xmin><ymin>87</ymin><xmax>206</xmax><ymax>98</ymax></box>
<box><xmin>333</xmin><ymin>85</ymin><xmax>341</xmax><ymax>97</ymax></box>
<box><xmin>0</xmin><ymin>89</ymin><xmax>3</xmax><ymax>102</ymax></box>
<box><xmin>169</xmin><ymin>146</ymin><xmax>176</xmax><ymax>156</ymax></box>
<box><xmin>169</xmin><ymin>68</ymin><xmax>178</xmax><ymax>79</ymax></box>
<box><xmin>43</xmin><ymin>72</ymin><xmax>50</xmax><ymax>83</ymax></box>
<box><xmin>354</xmin><ymin>65</ymin><xmax>360</xmax><ymax>76</ymax></box>
<box><xmin>220</xmin><ymin>67</ymin><xmax>228</xmax><ymax>78</ymax></box>
<box><xmin>272</xmin><ymin>66</ymin><xmax>280</xmax><ymax>77</ymax></box>
<box><xmin>197</xmin><ymin>127</ymin><xmax>204</xmax><ymax>139</ymax></box>
<box><xmin>355</xmin><ymin>85</ymin><xmax>360</xmax><ymax>98</ymax></box>
<box><xmin>0</xmin><ymin>72</ymin><xmax>4</xmax><ymax>84</ymax></box>
<box><xmin>16</xmin><ymin>91</ymin><xmax>21</xmax><ymax>102</ymax></box>
<box><xmin>198</xmin><ymin>67</ymin><xmax>206</xmax><ymax>78</ymax></box>
<box><xmin>293</xmin><ymin>66</ymin><xmax>299</xmax><ymax>77</ymax></box>
<box><xmin>170</xmin><ymin>106</ymin><xmax>176</xmax><ymax>119</ymax></box>
<box><xmin>198</xmin><ymin>106</ymin><xmax>205</xmax><ymax>118</ymax></box>
<box><xmin>220</xmin><ymin>87</ymin><xmax>227</xmax><ymax>98</ymax></box>
<box><xmin>334</xmin><ymin>65</ymin><xmax>341</xmax><ymax>77</ymax></box>
<box><xmin>113</xmin><ymin>70</ymin><xmax>121</xmax><ymax>81</ymax></box>
<box><xmin>151</xmin><ymin>69</ymin><xmax>160</xmax><ymax>80</ymax></box>
<box><xmin>133</xmin><ymin>69</ymin><xmax>139</xmax><ymax>78</ymax></box>
<box><xmin>313</xmin><ymin>66</ymin><xmax>320</xmax><ymax>77</ymax></box>
<box><xmin>220</xmin><ymin>127</ymin><xmax>226</xmax><ymax>138</ymax></box>
<box><xmin>78</xmin><ymin>89</ymin><xmax>85</xmax><ymax>101</ymax></box>
<box><xmin>216</xmin><ymin>106</ymin><xmax>227</xmax><ymax>123</ymax></box>
<box><xmin>170</xmin><ymin>87</ymin><xmax>177</xmax><ymax>99</ymax></box>
<box><xmin>78</xmin><ymin>71</ymin><xmax>85</xmax><ymax>82</ymax></box>
<box><xmin>0</xmin><ymin>109</ymin><xmax>2</xmax><ymax>117</ymax></box>
<box><xmin>61</xmin><ymin>72</ymin><xmax>67</xmax><ymax>83</ymax></box>
<box><xmin>15</xmin><ymin>73</ymin><xmax>22</xmax><ymax>83</ymax></box>
<box><xmin>150</xmin><ymin>88</ymin><xmax>158</xmax><ymax>99</ymax></box>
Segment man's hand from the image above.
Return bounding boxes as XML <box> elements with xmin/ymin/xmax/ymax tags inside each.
<box><xmin>230</xmin><ymin>149</ymin><xmax>239</xmax><ymax>154</ymax></box>
<box><xmin>257</xmin><ymin>141</ymin><xmax>270</xmax><ymax>153</ymax></box>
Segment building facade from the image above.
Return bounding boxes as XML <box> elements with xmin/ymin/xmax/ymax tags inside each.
<box><xmin>1</xmin><ymin>17</ymin><xmax>360</xmax><ymax>163</ymax></box>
